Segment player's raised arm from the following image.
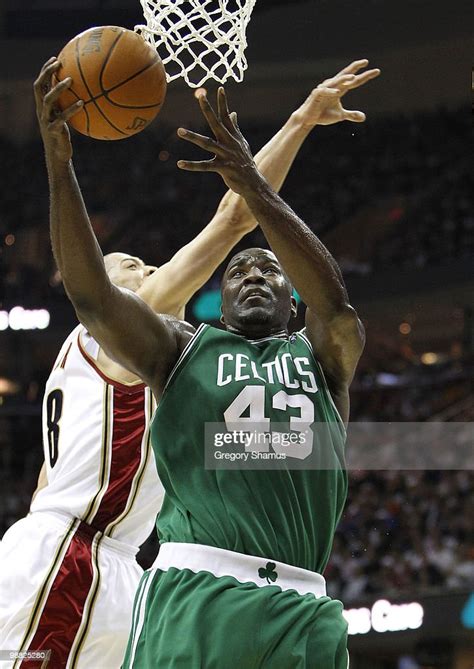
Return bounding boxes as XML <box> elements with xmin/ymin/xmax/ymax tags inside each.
<box><xmin>178</xmin><ymin>77</ymin><xmax>377</xmax><ymax>417</ymax></box>
<box><xmin>34</xmin><ymin>58</ymin><xmax>189</xmax><ymax>394</ymax></box>
<box><xmin>137</xmin><ymin>60</ymin><xmax>380</xmax><ymax>318</ymax></box>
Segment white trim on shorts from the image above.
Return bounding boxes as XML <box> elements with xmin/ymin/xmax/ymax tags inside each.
<box><xmin>127</xmin><ymin>570</ymin><xmax>155</xmax><ymax>669</ymax></box>
<box><xmin>153</xmin><ymin>542</ymin><xmax>327</xmax><ymax>599</ymax></box>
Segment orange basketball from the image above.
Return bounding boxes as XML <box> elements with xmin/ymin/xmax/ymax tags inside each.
<box><xmin>55</xmin><ymin>26</ymin><xmax>167</xmax><ymax>140</ymax></box>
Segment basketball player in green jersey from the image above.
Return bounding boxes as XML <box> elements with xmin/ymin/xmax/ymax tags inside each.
<box><xmin>38</xmin><ymin>58</ymin><xmax>378</xmax><ymax>667</ymax></box>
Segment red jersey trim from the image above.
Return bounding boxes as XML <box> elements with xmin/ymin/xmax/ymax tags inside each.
<box><xmin>91</xmin><ymin>385</ymin><xmax>146</xmax><ymax>533</ymax></box>
<box><xmin>21</xmin><ymin>522</ymin><xmax>97</xmax><ymax>668</ymax></box>
<box><xmin>77</xmin><ymin>331</ymin><xmax>146</xmax><ymax>394</ymax></box>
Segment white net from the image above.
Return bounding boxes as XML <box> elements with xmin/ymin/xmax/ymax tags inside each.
<box><xmin>135</xmin><ymin>0</ymin><xmax>257</xmax><ymax>88</ymax></box>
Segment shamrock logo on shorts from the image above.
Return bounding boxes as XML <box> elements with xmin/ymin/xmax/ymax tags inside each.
<box><xmin>258</xmin><ymin>562</ymin><xmax>278</xmax><ymax>584</ymax></box>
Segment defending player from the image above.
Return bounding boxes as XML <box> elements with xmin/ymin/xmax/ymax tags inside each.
<box><xmin>32</xmin><ymin>55</ymin><xmax>377</xmax><ymax>667</ymax></box>
<box><xmin>0</xmin><ymin>58</ymin><xmax>378</xmax><ymax>669</ymax></box>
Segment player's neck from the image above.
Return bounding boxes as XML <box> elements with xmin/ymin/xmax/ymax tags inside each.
<box><xmin>226</xmin><ymin>324</ymin><xmax>289</xmax><ymax>340</ymax></box>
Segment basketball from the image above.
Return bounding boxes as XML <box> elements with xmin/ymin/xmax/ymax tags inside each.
<box><xmin>55</xmin><ymin>26</ymin><xmax>167</xmax><ymax>140</ymax></box>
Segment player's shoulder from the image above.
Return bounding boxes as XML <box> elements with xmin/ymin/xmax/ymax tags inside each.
<box><xmin>67</xmin><ymin>322</ymin><xmax>85</xmax><ymax>339</ymax></box>
<box><xmin>293</xmin><ymin>327</ymin><xmax>311</xmax><ymax>347</ymax></box>
<box><xmin>55</xmin><ymin>323</ymin><xmax>85</xmax><ymax>355</ymax></box>
<box><xmin>46</xmin><ymin>323</ymin><xmax>84</xmax><ymax>375</ymax></box>
<box><xmin>163</xmin><ymin>315</ymin><xmax>197</xmax><ymax>354</ymax></box>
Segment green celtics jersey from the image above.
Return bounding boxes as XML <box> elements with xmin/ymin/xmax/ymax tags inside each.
<box><xmin>151</xmin><ymin>325</ymin><xmax>347</xmax><ymax>573</ymax></box>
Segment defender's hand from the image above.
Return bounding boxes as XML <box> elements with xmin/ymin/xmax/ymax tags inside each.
<box><xmin>34</xmin><ymin>57</ymin><xmax>84</xmax><ymax>163</ymax></box>
<box><xmin>177</xmin><ymin>88</ymin><xmax>264</xmax><ymax>197</ymax></box>
<box><xmin>294</xmin><ymin>59</ymin><xmax>380</xmax><ymax>128</ymax></box>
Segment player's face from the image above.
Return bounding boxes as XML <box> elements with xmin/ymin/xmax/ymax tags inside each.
<box><xmin>221</xmin><ymin>249</ymin><xmax>296</xmax><ymax>336</ymax></box>
<box><xmin>104</xmin><ymin>253</ymin><xmax>157</xmax><ymax>292</ymax></box>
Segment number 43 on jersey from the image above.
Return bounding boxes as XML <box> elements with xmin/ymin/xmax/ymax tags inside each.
<box><xmin>223</xmin><ymin>385</ymin><xmax>314</xmax><ymax>460</ymax></box>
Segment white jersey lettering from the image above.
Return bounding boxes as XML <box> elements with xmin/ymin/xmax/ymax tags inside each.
<box><xmin>216</xmin><ymin>351</ymin><xmax>318</xmax><ymax>395</ymax></box>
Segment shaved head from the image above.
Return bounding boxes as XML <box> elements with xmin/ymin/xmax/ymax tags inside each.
<box><xmin>224</xmin><ymin>248</ymin><xmax>276</xmax><ymax>273</ymax></box>
<box><xmin>103</xmin><ymin>252</ymin><xmax>157</xmax><ymax>292</ymax></box>
<box><xmin>104</xmin><ymin>252</ymin><xmax>131</xmax><ymax>275</ymax></box>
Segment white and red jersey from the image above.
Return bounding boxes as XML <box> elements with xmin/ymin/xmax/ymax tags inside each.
<box><xmin>31</xmin><ymin>325</ymin><xmax>164</xmax><ymax>548</ymax></box>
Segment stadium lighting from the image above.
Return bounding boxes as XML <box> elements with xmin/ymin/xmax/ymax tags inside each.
<box><xmin>421</xmin><ymin>352</ymin><xmax>439</xmax><ymax>365</ymax></box>
<box><xmin>344</xmin><ymin>599</ymin><xmax>424</xmax><ymax>635</ymax></box>
<box><xmin>0</xmin><ymin>307</ymin><xmax>50</xmax><ymax>331</ymax></box>
<box><xmin>0</xmin><ymin>378</ymin><xmax>20</xmax><ymax>394</ymax></box>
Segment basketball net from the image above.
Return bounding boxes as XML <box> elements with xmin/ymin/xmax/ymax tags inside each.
<box><xmin>135</xmin><ymin>0</ymin><xmax>257</xmax><ymax>88</ymax></box>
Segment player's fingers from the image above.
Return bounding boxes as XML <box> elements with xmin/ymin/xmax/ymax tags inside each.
<box><xmin>38</xmin><ymin>56</ymin><xmax>57</xmax><ymax>77</ymax></box>
<box><xmin>316</xmin><ymin>86</ymin><xmax>340</xmax><ymax>96</ymax></box>
<box><xmin>197</xmin><ymin>92</ymin><xmax>228</xmax><ymax>140</ymax></box>
<box><xmin>34</xmin><ymin>59</ymin><xmax>61</xmax><ymax>100</ymax></box>
<box><xmin>217</xmin><ymin>87</ymin><xmax>235</xmax><ymax>133</ymax></box>
<box><xmin>344</xmin><ymin>68</ymin><xmax>381</xmax><ymax>90</ymax></box>
<box><xmin>62</xmin><ymin>100</ymin><xmax>84</xmax><ymax>121</ymax></box>
<box><xmin>228</xmin><ymin>111</ymin><xmax>246</xmax><ymax>141</ymax></box>
<box><xmin>177</xmin><ymin>159</ymin><xmax>217</xmax><ymax>172</ymax></box>
<box><xmin>226</xmin><ymin>111</ymin><xmax>245</xmax><ymax>146</ymax></box>
<box><xmin>324</xmin><ymin>73</ymin><xmax>356</xmax><ymax>90</ymax></box>
<box><xmin>343</xmin><ymin>109</ymin><xmax>366</xmax><ymax>123</ymax></box>
<box><xmin>338</xmin><ymin>59</ymin><xmax>369</xmax><ymax>76</ymax></box>
<box><xmin>44</xmin><ymin>95</ymin><xmax>81</xmax><ymax>126</ymax></box>
<box><xmin>177</xmin><ymin>128</ymin><xmax>227</xmax><ymax>157</ymax></box>
<box><xmin>42</xmin><ymin>79</ymin><xmax>74</xmax><ymax>122</ymax></box>
<box><xmin>43</xmin><ymin>77</ymin><xmax>72</xmax><ymax>107</ymax></box>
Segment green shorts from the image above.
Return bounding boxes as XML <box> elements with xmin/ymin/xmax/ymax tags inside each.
<box><xmin>123</xmin><ymin>543</ymin><xmax>348</xmax><ymax>669</ymax></box>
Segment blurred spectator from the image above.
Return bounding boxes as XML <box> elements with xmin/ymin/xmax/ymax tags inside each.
<box><xmin>0</xmin><ymin>106</ymin><xmax>471</xmax><ymax>302</ymax></box>
<box><xmin>328</xmin><ymin>470</ymin><xmax>474</xmax><ymax>603</ymax></box>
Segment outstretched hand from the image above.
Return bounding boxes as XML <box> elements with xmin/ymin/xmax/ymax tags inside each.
<box><xmin>294</xmin><ymin>59</ymin><xmax>380</xmax><ymax>128</ymax></box>
<box><xmin>177</xmin><ymin>88</ymin><xmax>262</xmax><ymax>197</ymax></box>
<box><xmin>34</xmin><ymin>57</ymin><xmax>84</xmax><ymax>163</ymax></box>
